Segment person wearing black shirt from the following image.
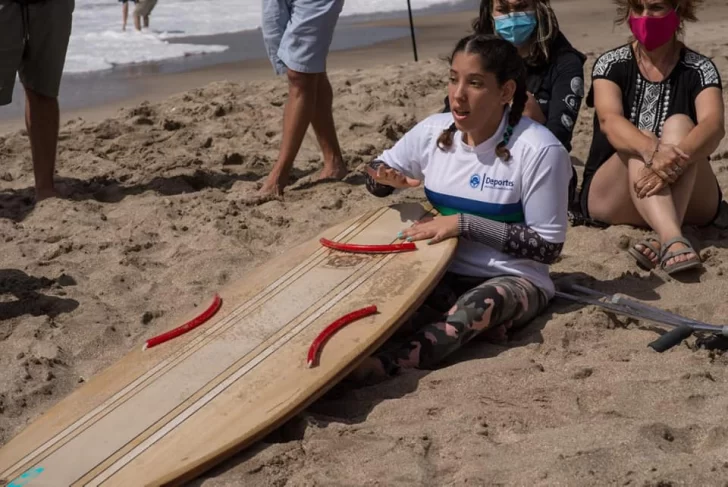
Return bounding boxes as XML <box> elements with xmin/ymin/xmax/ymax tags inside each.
<box><xmin>443</xmin><ymin>0</ymin><xmax>586</xmax><ymax>205</ymax></box>
<box><xmin>580</xmin><ymin>0</ymin><xmax>724</xmax><ymax>276</ymax></box>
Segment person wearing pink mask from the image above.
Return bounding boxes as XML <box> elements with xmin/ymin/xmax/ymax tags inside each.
<box><xmin>579</xmin><ymin>0</ymin><xmax>724</xmax><ymax>276</ymax></box>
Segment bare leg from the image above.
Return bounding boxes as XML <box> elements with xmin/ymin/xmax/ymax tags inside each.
<box><xmin>587</xmin><ymin>115</ymin><xmax>719</xmax><ymax>269</ymax></box>
<box><xmin>259</xmin><ymin>70</ymin><xmax>320</xmax><ymax>196</ymax></box>
<box><xmin>24</xmin><ymin>87</ymin><xmax>60</xmax><ymax>201</ymax></box>
<box><xmin>663</xmin><ymin>116</ymin><xmax>720</xmax><ymax>226</ymax></box>
<box><xmin>310</xmin><ymin>73</ymin><xmax>347</xmax><ymax>181</ymax></box>
<box><xmin>122</xmin><ymin>2</ymin><xmax>129</xmax><ymax>31</ymax></box>
<box><xmin>143</xmin><ymin>15</ymin><xmax>149</xmax><ymax>28</ymax></box>
<box><xmin>134</xmin><ymin>14</ymin><xmax>141</xmax><ymax>31</ymax></box>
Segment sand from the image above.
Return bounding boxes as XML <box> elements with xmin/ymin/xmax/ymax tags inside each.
<box><xmin>3</xmin><ymin>1</ymin><xmax>728</xmax><ymax>485</ymax></box>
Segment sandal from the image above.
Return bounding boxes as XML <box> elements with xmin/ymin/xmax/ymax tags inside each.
<box><xmin>627</xmin><ymin>237</ymin><xmax>661</xmax><ymax>270</ymax></box>
<box><xmin>660</xmin><ymin>236</ymin><xmax>702</xmax><ymax>275</ymax></box>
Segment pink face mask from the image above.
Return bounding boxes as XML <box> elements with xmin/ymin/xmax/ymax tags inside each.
<box><xmin>628</xmin><ymin>9</ymin><xmax>680</xmax><ymax>51</ymax></box>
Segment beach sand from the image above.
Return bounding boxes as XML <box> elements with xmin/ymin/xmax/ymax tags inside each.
<box><xmin>3</xmin><ymin>0</ymin><xmax>728</xmax><ymax>485</ymax></box>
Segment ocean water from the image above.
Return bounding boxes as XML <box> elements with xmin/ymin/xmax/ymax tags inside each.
<box><xmin>66</xmin><ymin>0</ymin><xmax>461</xmax><ymax>74</ymax></box>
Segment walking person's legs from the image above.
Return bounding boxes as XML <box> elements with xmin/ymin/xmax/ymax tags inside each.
<box><xmin>259</xmin><ymin>0</ymin><xmax>347</xmax><ymax>197</ymax></box>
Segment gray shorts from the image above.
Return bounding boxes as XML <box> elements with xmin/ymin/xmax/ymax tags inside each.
<box><xmin>261</xmin><ymin>0</ymin><xmax>344</xmax><ymax>76</ymax></box>
<box><xmin>0</xmin><ymin>0</ymin><xmax>74</xmax><ymax>105</ymax></box>
<box><xmin>134</xmin><ymin>0</ymin><xmax>156</xmax><ymax>17</ymax></box>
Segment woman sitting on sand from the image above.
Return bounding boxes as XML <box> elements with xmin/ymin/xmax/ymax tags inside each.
<box><xmin>580</xmin><ymin>0</ymin><xmax>725</xmax><ymax>275</ymax></box>
<box><xmin>352</xmin><ymin>34</ymin><xmax>571</xmax><ymax>381</ymax></box>
<box><xmin>445</xmin><ymin>0</ymin><xmax>586</xmax><ymax>205</ymax></box>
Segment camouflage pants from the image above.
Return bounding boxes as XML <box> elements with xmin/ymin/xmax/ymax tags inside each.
<box><xmin>375</xmin><ymin>273</ymin><xmax>549</xmax><ymax>376</ymax></box>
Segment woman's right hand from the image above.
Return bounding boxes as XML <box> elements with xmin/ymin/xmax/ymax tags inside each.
<box><xmin>365</xmin><ymin>165</ymin><xmax>421</xmax><ymax>189</ymax></box>
<box><xmin>643</xmin><ymin>142</ymin><xmax>690</xmax><ymax>183</ymax></box>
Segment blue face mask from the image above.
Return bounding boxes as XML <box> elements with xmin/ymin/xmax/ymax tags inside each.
<box><xmin>494</xmin><ymin>11</ymin><xmax>537</xmax><ymax>46</ymax></box>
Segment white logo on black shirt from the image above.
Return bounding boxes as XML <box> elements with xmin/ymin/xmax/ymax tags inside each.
<box><xmin>570</xmin><ymin>77</ymin><xmax>585</xmax><ymax>97</ymax></box>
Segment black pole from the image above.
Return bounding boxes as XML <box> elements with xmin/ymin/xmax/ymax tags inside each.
<box><xmin>406</xmin><ymin>0</ymin><xmax>418</xmax><ymax>62</ymax></box>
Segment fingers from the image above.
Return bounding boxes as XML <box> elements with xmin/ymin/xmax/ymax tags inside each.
<box><xmin>428</xmin><ymin>234</ymin><xmax>444</xmax><ymax>245</ymax></box>
<box><xmin>634</xmin><ymin>179</ymin><xmax>658</xmax><ymax>199</ymax></box>
<box><xmin>645</xmin><ymin>183</ymin><xmax>664</xmax><ymax>197</ymax></box>
<box><xmin>365</xmin><ymin>165</ymin><xmax>391</xmax><ymax>182</ymax></box>
<box><xmin>637</xmin><ymin>180</ymin><xmax>665</xmax><ymax>198</ymax></box>
<box><xmin>381</xmin><ymin>167</ymin><xmax>399</xmax><ymax>182</ymax></box>
<box><xmin>366</xmin><ymin>166</ymin><xmax>410</xmax><ymax>187</ymax></box>
<box><xmin>660</xmin><ymin>167</ymin><xmax>678</xmax><ymax>183</ymax></box>
<box><xmin>406</xmin><ymin>178</ymin><xmax>422</xmax><ymax>188</ymax></box>
<box><xmin>674</xmin><ymin>146</ymin><xmax>690</xmax><ymax>159</ymax></box>
<box><xmin>663</xmin><ymin>145</ymin><xmax>690</xmax><ymax>162</ymax></box>
<box><xmin>399</xmin><ymin>221</ymin><xmax>439</xmax><ymax>242</ymax></box>
<box><xmin>398</xmin><ymin>227</ymin><xmax>433</xmax><ymax>243</ymax></box>
<box><xmin>398</xmin><ymin>215</ymin><xmax>458</xmax><ymax>243</ymax></box>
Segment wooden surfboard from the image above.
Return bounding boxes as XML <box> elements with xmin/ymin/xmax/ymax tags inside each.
<box><xmin>0</xmin><ymin>202</ymin><xmax>457</xmax><ymax>487</ymax></box>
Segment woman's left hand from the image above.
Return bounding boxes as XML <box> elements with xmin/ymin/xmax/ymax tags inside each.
<box><xmin>634</xmin><ymin>168</ymin><xmax>667</xmax><ymax>198</ymax></box>
<box><xmin>398</xmin><ymin>215</ymin><xmax>460</xmax><ymax>245</ymax></box>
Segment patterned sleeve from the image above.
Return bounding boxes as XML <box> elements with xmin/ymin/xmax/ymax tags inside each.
<box><xmin>365</xmin><ymin>160</ymin><xmax>396</xmax><ymax>198</ymax></box>
<box><xmin>457</xmin><ymin>214</ymin><xmax>564</xmax><ymax>264</ymax></box>
<box><xmin>587</xmin><ymin>45</ymin><xmax>632</xmax><ymax>108</ymax></box>
<box><xmin>683</xmin><ymin>50</ymin><xmax>723</xmax><ymax>100</ymax></box>
<box><xmin>591</xmin><ymin>45</ymin><xmax>631</xmax><ymax>83</ymax></box>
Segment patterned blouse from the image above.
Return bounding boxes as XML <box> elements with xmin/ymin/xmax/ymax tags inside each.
<box><xmin>582</xmin><ymin>43</ymin><xmax>722</xmax><ymax>186</ymax></box>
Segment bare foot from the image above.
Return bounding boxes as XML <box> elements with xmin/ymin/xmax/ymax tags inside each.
<box><xmin>316</xmin><ymin>161</ymin><xmax>348</xmax><ymax>181</ymax></box>
<box><xmin>257</xmin><ymin>177</ymin><xmax>286</xmax><ymax>197</ymax></box>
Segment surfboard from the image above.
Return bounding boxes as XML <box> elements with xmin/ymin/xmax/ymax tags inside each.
<box><xmin>0</xmin><ymin>202</ymin><xmax>457</xmax><ymax>487</ymax></box>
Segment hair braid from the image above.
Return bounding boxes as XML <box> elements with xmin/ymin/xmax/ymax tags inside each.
<box><xmin>497</xmin><ymin>56</ymin><xmax>528</xmax><ymax>160</ymax></box>
<box><xmin>437</xmin><ymin>123</ymin><xmax>457</xmax><ymax>150</ymax></box>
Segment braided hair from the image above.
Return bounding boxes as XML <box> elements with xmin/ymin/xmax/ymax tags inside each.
<box><xmin>437</xmin><ymin>34</ymin><xmax>528</xmax><ymax>161</ymax></box>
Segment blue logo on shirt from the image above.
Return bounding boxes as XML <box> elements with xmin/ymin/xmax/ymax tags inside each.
<box><xmin>469</xmin><ymin>173</ymin><xmax>515</xmax><ymax>191</ymax></box>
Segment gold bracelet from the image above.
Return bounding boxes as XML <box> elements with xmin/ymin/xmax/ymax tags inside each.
<box><xmin>645</xmin><ymin>141</ymin><xmax>660</xmax><ymax>168</ymax></box>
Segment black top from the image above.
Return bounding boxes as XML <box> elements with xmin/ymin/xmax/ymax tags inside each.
<box><xmin>526</xmin><ymin>33</ymin><xmax>586</xmax><ymax>153</ymax></box>
<box><xmin>443</xmin><ymin>33</ymin><xmax>586</xmax><ymax>153</ymax></box>
<box><xmin>583</xmin><ymin>43</ymin><xmax>722</xmax><ymax>185</ymax></box>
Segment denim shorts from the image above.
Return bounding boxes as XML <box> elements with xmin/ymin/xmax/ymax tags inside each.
<box><xmin>261</xmin><ymin>0</ymin><xmax>344</xmax><ymax>76</ymax></box>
